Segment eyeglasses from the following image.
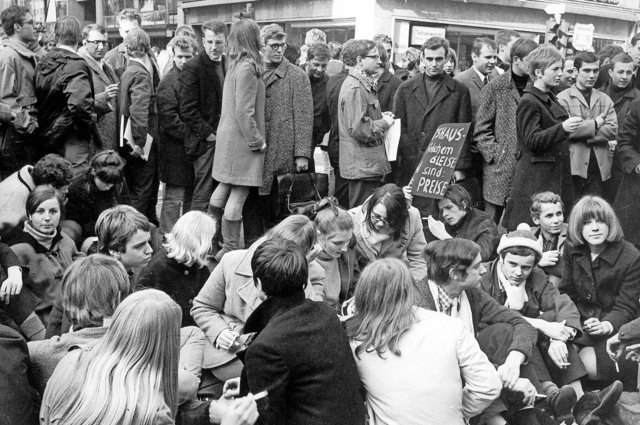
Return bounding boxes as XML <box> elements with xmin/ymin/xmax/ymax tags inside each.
<box><xmin>267</xmin><ymin>43</ymin><xmax>287</xmax><ymax>51</ymax></box>
<box><xmin>370</xmin><ymin>212</ymin><xmax>389</xmax><ymax>225</ymax></box>
<box><xmin>86</xmin><ymin>40</ymin><xmax>107</xmax><ymax>46</ymax></box>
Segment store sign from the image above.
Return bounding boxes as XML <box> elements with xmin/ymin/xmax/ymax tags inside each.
<box><xmin>411</xmin><ymin>26</ymin><xmax>446</xmax><ymax>46</ymax></box>
<box><xmin>573</xmin><ymin>23</ymin><xmax>595</xmax><ymax>51</ymax></box>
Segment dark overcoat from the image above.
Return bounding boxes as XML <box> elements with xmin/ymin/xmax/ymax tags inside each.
<box><xmin>376</xmin><ymin>68</ymin><xmax>401</xmax><ymax>113</ymax></box>
<box><xmin>82</xmin><ymin>54</ymin><xmax>119</xmax><ymax>151</ymax></box>
<box><xmin>614</xmin><ymin>99</ymin><xmax>640</xmax><ymax>245</ymax></box>
<box><xmin>392</xmin><ymin>73</ymin><xmax>472</xmax><ymax>186</ymax></box>
<box><xmin>474</xmin><ymin>71</ymin><xmax>521</xmax><ymax>206</ymax></box>
<box><xmin>502</xmin><ymin>85</ymin><xmax>573</xmax><ymax>230</ymax></box>
<box><xmin>157</xmin><ymin>65</ymin><xmax>193</xmax><ymax>186</ymax></box>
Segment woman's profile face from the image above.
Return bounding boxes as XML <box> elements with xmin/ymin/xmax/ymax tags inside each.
<box><xmin>94</xmin><ymin>176</ymin><xmax>115</xmax><ymax>191</ymax></box>
<box><xmin>438</xmin><ymin>198</ymin><xmax>466</xmax><ymax>226</ymax></box>
<box><xmin>318</xmin><ymin>229</ymin><xmax>352</xmax><ymax>259</ymax></box>
<box><xmin>582</xmin><ymin>218</ymin><xmax>609</xmax><ymax>250</ymax></box>
<box><xmin>29</xmin><ymin>198</ymin><xmax>61</xmax><ymax>234</ymax></box>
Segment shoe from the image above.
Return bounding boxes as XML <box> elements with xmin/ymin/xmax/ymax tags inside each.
<box><xmin>548</xmin><ymin>385</ymin><xmax>578</xmax><ymax>422</ymax></box>
<box><xmin>573</xmin><ymin>380</ymin><xmax>623</xmax><ymax>425</ymax></box>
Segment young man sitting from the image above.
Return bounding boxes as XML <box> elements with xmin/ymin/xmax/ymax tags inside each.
<box><xmin>529</xmin><ymin>192</ymin><xmax>568</xmax><ymax>287</ymax></box>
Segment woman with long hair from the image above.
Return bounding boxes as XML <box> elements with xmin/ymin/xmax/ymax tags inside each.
<box><xmin>40</xmin><ymin>289</ymin><xmax>181</xmax><ymax>425</ymax></box>
<box><xmin>349</xmin><ymin>183</ymin><xmax>427</xmax><ymax>281</ymax></box>
<box><xmin>347</xmin><ymin>258</ymin><xmax>501</xmax><ymax>425</ymax></box>
<box><xmin>560</xmin><ymin>196</ymin><xmax>640</xmax><ymax>389</ymax></box>
<box><xmin>208</xmin><ymin>19</ymin><xmax>265</xmax><ymax>261</ymax></box>
<box><xmin>65</xmin><ymin>150</ymin><xmax>129</xmax><ymax>240</ymax></box>
<box><xmin>137</xmin><ymin>210</ymin><xmax>215</xmax><ymax>326</ymax></box>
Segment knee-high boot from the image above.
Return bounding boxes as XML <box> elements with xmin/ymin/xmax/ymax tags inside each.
<box><xmin>207</xmin><ymin>205</ymin><xmax>224</xmax><ymax>252</ymax></box>
<box><xmin>214</xmin><ymin>217</ymin><xmax>242</xmax><ymax>261</ymax></box>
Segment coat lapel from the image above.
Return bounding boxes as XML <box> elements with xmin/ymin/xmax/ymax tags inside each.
<box><xmin>423</xmin><ymin>76</ymin><xmax>453</xmax><ymax>117</ymax></box>
<box><xmin>411</xmin><ymin>76</ymin><xmax>429</xmax><ymax>110</ymax></box>
<box><xmin>264</xmin><ymin>58</ymin><xmax>288</xmax><ymax>88</ymax></box>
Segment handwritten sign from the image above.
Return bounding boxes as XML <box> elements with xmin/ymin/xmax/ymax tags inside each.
<box><xmin>409</xmin><ymin>123</ymin><xmax>471</xmax><ymax>199</ymax></box>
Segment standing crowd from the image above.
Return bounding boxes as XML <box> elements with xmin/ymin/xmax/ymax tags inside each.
<box><xmin>3</xmin><ymin>4</ymin><xmax>640</xmax><ymax>425</ymax></box>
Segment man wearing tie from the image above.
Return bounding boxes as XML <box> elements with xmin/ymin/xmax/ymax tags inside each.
<box><xmin>454</xmin><ymin>38</ymin><xmax>498</xmax><ymax>120</ymax></box>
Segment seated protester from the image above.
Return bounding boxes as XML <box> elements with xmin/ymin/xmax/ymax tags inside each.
<box><xmin>530</xmin><ymin>191</ymin><xmax>567</xmax><ymax>287</ymax></box>
<box><xmin>0</xmin><ymin>154</ymin><xmax>73</xmax><ymax>236</ymax></box>
<box><xmin>426</xmin><ymin>184</ymin><xmax>501</xmax><ymax>261</ymax></box>
<box><xmin>191</xmin><ymin>215</ymin><xmax>325</xmax><ymax>390</ymax></box>
<box><xmin>559</xmin><ymin>195</ymin><xmax>640</xmax><ymax>390</ymax></box>
<box><xmin>29</xmin><ymin>255</ymin><xmax>205</xmax><ymax>404</ymax></box>
<box><xmin>3</xmin><ymin>186</ymin><xmax>83</xmax><ymax>327</ymax></box>
<box><xmin>0</xmin><ymin>242</ymin><xmax>44</xmax><ymax>341</ymax></box>
<box><xmin>239</xmin><ymin>238</ymin><xmax>366</xmax><ymax>425</ymax></box>
<box><xmin>313</xmin><ymin>198</ymin><xmax>358</xmax><ymax>311</ymax></box>
<box><xmin>41</xmin><ymin>290</ymin><xmax>183</xmax><ymax>425</ymax></box>
<box><xmin>0</xmin><ymin>324</ymin><xmax>39</xmax><ymax>425</ymax></box>
<box><xmin>419</xmin><ymin>238</ymin><xmax>541</xmax><ymax>425</ymax></box>
<box><xmin>65</xmin><ymin>150</ymin><xmax>130</xmax><ymax>241</ymax></box>
<box><xmin>137</xmin><ymin>211</ymin><xmax>215</xmax><ymax>327</ymax></box>
<box><xmin>45</xmin><ymin>204</ymin><xmax>153</xmax><ymax>337</ymax></box>
<box><xmin>481</xmin><ymin>224</ymin><xmax>588</xmax><ymax>422</ymax></box>
<box><xmin>347</xmin><ymin>258</ymin><xmax>501</xmax><ymax>425</ymax></box>
<box><xmin>349</xmin><ymin>184</ymin><xmax>427</xmax><ymax>282</ymax></box>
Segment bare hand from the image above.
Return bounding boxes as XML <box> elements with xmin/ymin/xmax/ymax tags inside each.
<box><xmin>497</xmin><ymin>356</ymin><xmax>522</xmax><ymax>389</ymax></box>
<box><xmin>427</xmin><ymin>216</ymin><xmax>451</xmax><ymax>240</ymax></box>
<box><xmin>210</xmin><ymin>395</ymin><xmax>235</xmax><ymax>424</ymax></box>
<box><xmin>452</xmin><ymin>170</ymin><xmax>465</xmax><ymax>183</ymax></box>
<box><xmin>562</xmin><ymin>117</ymin><xmax>583</xmax><ymax>133</ymax></box>
<box><xmin>221</xmin><ymin>396</ymin><xmax>259</xmax><ymax>425</ymax></box>
<box><xmin>402</xmin><ymin>185</ymin><xmax>412</xmax><ymax>207</ymax></box>
<box><xmin>104</xmin><ymin>83</ymin><xmax>118</xmax><ymax>99</ymax></box>
<box><xmin>624</xmin><ymin>342</ymin><xmax>640</xmax><ymax>362</ymax></box>
<box><xmin>608</xmin><ymin>140</ymin><xmax>617</xmax><ymax>151</ymax></box>
<box><xmin>130</xmin><ymin>144</ymin><xmax>144</xmax><ymax>158</ymax></box>
<box><xmin>511</xmin><ymin>378</ymin><xmax>537</xmax><ymax>407</ymax></box>
<box><xmin>206</xmin><ymin>133</ymin><xmax>217</xmax><ymax>142</ymax></box>
<box><xmin>584</xmin><ymin>318</ymin><xmax>612</xmax><ymax>336</ymax></box>
<box><xmin>538</xmin><ymin>250</ymin><xmax>559</xmax><ymax>267</ymax></box>
<box><xmin>595</xmin><ymin>114</ymin><xmax>605</xmax><ymax>129</ymax></box>
<box><xmin>306</xmin><ymin>243</ymin><xmax>322</xmax><ymax>263</ymax></box>
<box><xmin>382</xmin><ymin>114</ymin><xmax>395</xmax><ymax>127</ymax></box>
<box><xmin>607</xmin><ymin>333</ymin><xmax>621</xmax><ymax>361</ymax></box>
<box><xmin>548</xmin><ymin>340</ymin><xmax>569</xmax><ymax>369</ymax></box>
<box><xmin>0</xmin><ymin>266</ymin><xmax>23</xmax><ymax>304</ymax></box>
<box><xmin>541</xmin><ymin>320</ymin><xmax>573</xmax><ymax>341</ymax></box>
<box><xmin>295</xmin><ymin>157</ymin><xmax>309</xmax><ymax>172</ymax></box>
<box><xmin>217</xmin><ymin>329</ymin><xmax>240</xmax><ymax>351</ymax></box>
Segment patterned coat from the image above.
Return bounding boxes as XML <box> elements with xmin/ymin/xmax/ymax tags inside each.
<box><xmin>474</xmin><ymin>71</ymin><xmax>522</xmax><ymax>206</ymax></box>
<box><xmin>261</xmin><ymin>58</ymin><xmax>313</xmax><ymax>195</ymax></box>
<box><xmin>82</xmin><ymin>54</ymin><xmax>119</xmax><ymax>151</ymax></box>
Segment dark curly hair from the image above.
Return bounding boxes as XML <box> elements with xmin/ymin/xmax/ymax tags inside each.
<box><xmin>31</xmin><ymin>154</ymin><xmax>73</xmax><ymax>188</ymax></box>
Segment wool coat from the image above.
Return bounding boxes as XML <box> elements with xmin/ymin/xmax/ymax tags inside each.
<box><xmin>241</xmin><ymin>293</ymin><xmax>366</xmax><ymax>425</ymax></box>
<box><xmin>441</xmin><ymin>208</ymin><xmax>501</xmax><ymax>261</ymax></box>
<box><xmin>474</xmin><ymin>71</ymin><xmax>522</xmax><ymax>206</ymax></box>
<box><xmin>326</xmin><ymin>68</ymin><xmax>349</xmax><ymax>166</ymax></box>
<box><xmin>179</xmin><ymin>54</ymin><xmax>225</xmax><ymax>158</ymax></box>
<box><xmin>601</xmin><ymin>81</ymin><xmax>640</xmax><ymax>131</ymax></box>
<box><xmin>82</xmin><ymin>54</ymin><xmax>119</xmax><ymax>151</ymax></box>
<box><xmin>557</xmin><ymin>86</ymin><xmax>618</xmax><ymax>180</ymax></box>
<box><xmin>157</xmin><ymin>65</ymin><xmax>193</xmax><ymax>187</ymax></box>
<box><xmin>614</xmin><ymin>99</ymin><xmax>640</xmax><ymax>245</ymax></box>
<box><xmin>393</xmin><ymin>73</ymin><xmax>472</xmax><ymax>186</ymax></box>
<box><xmin>212</xmin><ymin>59</ymin><xmax>265</xmax><ymax>187</ymax></box>
<box><xmin>454</xmin><ymin>66</ymin><xmax>487</xmax><ymax>120</ymax></box>
<box><xmin>118</xmin><ymin>59</ymin><xmax>160</xmax><ymax>148</ymax></box>
<box><xmin>502</xmin><ymin>85</ymin><xmax>573</xmax><ymax>230</ymax></box>
<box><xmin>376</xmin><ymin>68</ymin><xmax>402</xmax><ymax>113</ymax></box>
<box><xmin>260</xmin><ymin>58</ymin><xmax>313</xmax><ymax>195</ymax></box>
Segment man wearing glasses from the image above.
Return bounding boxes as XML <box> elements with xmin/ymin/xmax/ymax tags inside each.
<box><xmin>241</xmin><ymin>23</ymin><xmax>313</xmax><ymax>246</ymax></box>
<box><xmin>338</xmin><ymin>39</ymin><xmax>395</xmax><ymax>208</ymax></box>
<box><xmin>0</xmin><ymin>5</ymin><xmax>40</xmax><ymax>179</ymax></box>
<box><xmin>81</xmin><ymin>24</ymin><xmax>119</xmax><ymax>151</ymax></box>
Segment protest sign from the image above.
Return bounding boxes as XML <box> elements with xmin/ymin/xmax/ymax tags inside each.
<box><xmin>409</xmin><ymin>123</ymin><xmax>471</xmax><ymax>199</ymax></box>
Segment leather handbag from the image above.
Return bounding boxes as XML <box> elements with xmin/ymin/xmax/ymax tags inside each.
<box><xmin>273</xmin><ymin>171</ymin><xmax>329</xmax><ymax>219</ymax></box>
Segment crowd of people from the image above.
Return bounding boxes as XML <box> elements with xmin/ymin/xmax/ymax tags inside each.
<box><xmin>3</xmin><ymin>4</ymin><xmax>640</xmax><ymax>425</ymax></box>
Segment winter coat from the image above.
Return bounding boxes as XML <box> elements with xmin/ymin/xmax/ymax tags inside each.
<box><xmin>35</xmin><ymin>47</ymin><xmax>95</xmax><ymax>153</ymax></box>
<box><xmin>326</xmin><ymin>68</ymin><xmax>349</xmax><ymax>166</ymax></box>
<box><xmin>157</xmin><ymin>65</ymin><xmax>193</xmax><ymax>186</ymax></box>
<box><xmin>454</xmin><ymin>66</ymin><xmax>487</xmax><ymax>120</ymax></box>
<box><xmin>261</xmin><ymin>58</ymin><xmax>313</xmax><ymax>195</ymax></box>
<box><xmin>557</xmin><ymin>86</ymin><xmax>618</xmax><ymax>180</ymax></box>
<box><xmin>0</xmin><ymin>165</ymin><xmax>34</xmax><ymax>236</ymax></box>
<box><xmin>102</xmin><ymin>43</ymin><xmax>128</xmax><ymax>78</ymax></box>
<box><xmin>601</xmin><ymin>81</ymin><xmax>640</xmax><ymax>132</ymax></box>
<box><xmin>376</xmin><ymin>68</ymin><xmax>402</xmax><ymax>113</ymax></box>
<box><xmin>338</xmin><ymin>69</ymin><xmax>391</xmax><ymax>180</ymax></box>
<box><xmin>392</xmin><ymin>73</ymin><xmax>472</xmax><ymax>186</ymax></box>
<box><xmin>212</xmin><ymin>59</ymin><xmax>265</xmax><ymax>187</ymax></box>
<box><xmin>502</xmin><ymin>85</ymin><xmax>573</xmax><ymax>230</ymax></box>
<box><xmin>442</xmin><ymin>208</ymin><xmax>501</xmax><ymax>261</ymax></box>
<box><xmin>310</xmin><ymin>73</ymin><xmax>330</xmax><ymax>150</ymax></box>
<box><xmin>614</xmin><ymin>99</ymin><xmax>640</xmax><ymax>245</ymax></box>
<box><xmin>474</xmin><ymin>71</ymin><xmax>522</xmax><ymax>206</ymax></box>
<box><xmin>241</xmin><ymin>293</ymin><xmax>366</xmax><ymax>425</ymax></box>
<box><xmin>82</xmin><ymin>54</ymin><xmax>119</xmax><ymax>151</ymax></box>
<box><xmin>179</xmin><ymin>54</ymin><xmax>225</xmax><ymax>159</ymax></box>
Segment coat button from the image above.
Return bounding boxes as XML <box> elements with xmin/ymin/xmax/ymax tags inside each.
<box><xmin>184</xmin><ymin>270</ymin><xmax>189</xmax><ymax>276</ymax></box>
<box><xmin>589</xmin><ymin>309</ymin><xmax>594</xmax><ymax>315</ymax></box>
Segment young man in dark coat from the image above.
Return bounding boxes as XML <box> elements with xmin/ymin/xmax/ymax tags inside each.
<box><xmin>179</xmin><ymin>19</ymin><xmax>226</xmax><ymax>214</ymax></box>
<box><xmin>157</xmin><ymin>35</ymin><xmax>197</xmax><ymax>234</ymax></box>
<box><xmin>118</xmin><ymin>28</ymin><xmax>161</xmax><ymax>226</ymax></box>
<box><xmin>36</xmin><ymin>16</ymin><xmax>95</xmax><ymax>178</ymax></box>
<box><xmin>306</xmin><ymin>42</ymin><xmax>330</xmax><ymax>172</ymax></box>
<box><xmin>241</xmin><ymin>238</ymin><xmax>366</xmax><ymax>425</ymax></box>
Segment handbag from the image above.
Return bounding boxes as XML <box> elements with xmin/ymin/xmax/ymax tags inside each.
<box><xmin>273</xmin><ymin>171</ymin><xmax>329</xmax><ymax>219</ymax></box>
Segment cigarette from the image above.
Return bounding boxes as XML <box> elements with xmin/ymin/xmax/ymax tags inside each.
<box><xmin>559</xmin><ymin>362</ymin><xmax>571</xmax><ymax>366</ymax></box>
<box><xmin>252</xmin><ymin>391</ymin><xmax>268</xmax><ymax>400</ymax></box>
<box><xmin>615</xmin><ymin>361</ymin><xmax>620</xmax><ymax>373</ymax></box>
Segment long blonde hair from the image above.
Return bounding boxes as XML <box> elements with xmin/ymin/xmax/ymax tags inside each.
<box><xmin>45</xmin><ymin>289</ymin><xmax>181</xmax><ymax>424</ymax></box>
<box><xmin>164</xmin><ymin>210</ymin><xmax>216</xmax><ymax>267</ymax></box>
<box><xmin>347</xmin><ymin>258</ymin><xmax>417</xmax><ymax>359</ymax></box>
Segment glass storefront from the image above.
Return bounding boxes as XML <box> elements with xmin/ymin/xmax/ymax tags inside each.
<box><xmin>104</xmin><ymin>0</ymin><xmax>176</xmax><ymax>29</ymax></box>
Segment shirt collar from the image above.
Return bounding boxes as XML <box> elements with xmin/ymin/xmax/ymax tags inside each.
<box><xmin>436</xmin><ymin>283</ymin><xmax>460</xmax><ymax>314</ymax></box>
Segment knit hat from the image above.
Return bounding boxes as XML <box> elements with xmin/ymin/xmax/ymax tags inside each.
<box><xmin>497</xmin><ymin>223</ymin><xmax>543</xmax><ymax>258</ymax></box>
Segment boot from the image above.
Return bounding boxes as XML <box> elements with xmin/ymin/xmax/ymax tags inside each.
<box><xmin>573</xmin><ymin>380</ymin><xmax>623</xmax><ymax>425</ymax></box>
<box><xmin>548</xmin><ymin>385</ymin><xmax>578</xmax><ymax>422</ymax></box>
<box><xmin>214</xmin><ymin>218</ymin><xmax>242</xmax><ymax>262</ymax></box>
<box><xmin>207</xmin><ymin>205</ymin><xmax>224</xmax><ymax>252</ymax></box>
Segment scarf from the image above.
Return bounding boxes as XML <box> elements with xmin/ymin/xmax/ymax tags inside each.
<box><xmin>23</xmin><ymin>221</ymin><xmax>57</xmax><ymax>250</ymax></box>
<box><xmin>353</xmin><ymin>67</ymin><xmax>378</xmax><ymax>91</ymax></box>
<box><xmin>497</xmin><ymin>259</ymin><xmax>528</xmax><ymax>310</ymax></box>
<box><xmin>427</xmin><ymin>280</ymin><xmax>474</xmax><ymax>334</ymax></box>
